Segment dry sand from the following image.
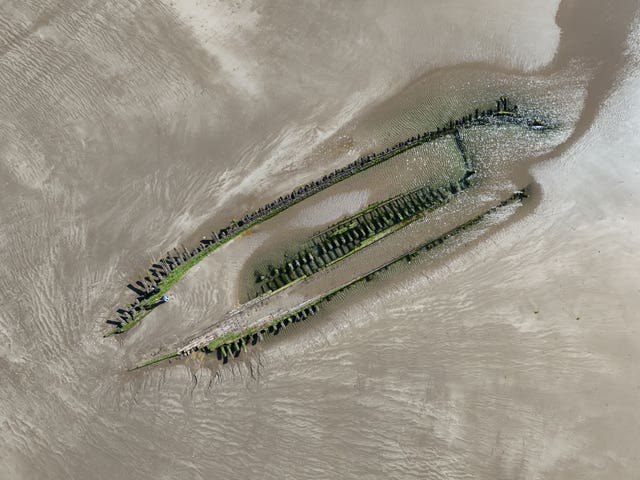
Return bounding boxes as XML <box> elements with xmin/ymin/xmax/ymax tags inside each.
<box><xmin>0</xmin><ymin>1</ymin><xmax>639</xmax><ymax>479</ymax></box>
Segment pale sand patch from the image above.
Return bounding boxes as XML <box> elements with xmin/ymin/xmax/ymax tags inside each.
<box><xmin>163</xmin><ymin>0</ymin><xmax>261</xmax><ymax>97</ymax></box>
<box><xmin>287</xmin><ymin>190</ymin><xmax>371</xmax><ymax>229</ymax></box>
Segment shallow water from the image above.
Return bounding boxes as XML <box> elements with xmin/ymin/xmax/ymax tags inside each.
<box><xmin>1</xmin><ymin>1</ymin><xmax>639</xmax><ymax>479</ymax></box>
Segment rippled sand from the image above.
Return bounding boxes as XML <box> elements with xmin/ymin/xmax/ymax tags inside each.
<box><xmin>1</xmin><ymin>1</ymin><xmax>639</xmax><ymax>479</ymax></box>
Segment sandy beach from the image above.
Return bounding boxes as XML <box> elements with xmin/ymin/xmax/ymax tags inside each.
<box><xmin>1</xmin><ymin>1</ymin><xmax>639</xmax><ymax>479</ymax></box>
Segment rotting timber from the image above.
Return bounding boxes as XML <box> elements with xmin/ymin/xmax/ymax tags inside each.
<box><xmin>248</xmin><ymin>127</ymin><xmax>473</xmax><ymax>300</ymax></box>
<box><xmin>250</xmin><ymin>164</ymin><xmax>473</xmax><ymax>299</ymax></box>
<box><xmin>108</xmin><ymin>97</ymin><xmax>544</xmax><ymax>336</ymax></box>
<box><xmin>131</xmin><ymin>189</ymin><xmax>530</xmax><ymax>370</ymax></box>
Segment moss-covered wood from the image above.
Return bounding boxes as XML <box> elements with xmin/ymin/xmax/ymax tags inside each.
<box><xmin>109</xmin><ymin>97</ymin><xmax>542</xmax><ymax>335</ymax></box>
<box><xmin>155</xmin><ymin>188</ymin><xmax>530</xmax><ymax>367</ymax></box>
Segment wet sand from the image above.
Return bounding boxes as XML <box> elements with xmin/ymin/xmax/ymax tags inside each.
<box><xmin>132</xmin><ymin>113</ymin><xmax>572</xmax><ymax>362</ymax></box>
<box><xmin>129</xmin><ymin>64</ymin><xmax>588</xmax><ymax>356</ymax></box>
<box><xmin>1</xmin><ymin>1</ymin><xmax>639</xmax><ymax>479</ymax></box>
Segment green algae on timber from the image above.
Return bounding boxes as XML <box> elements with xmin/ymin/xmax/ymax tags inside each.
<box><xmin>131</xmin><ymin>189</ymin><xmax>528</xmax><ymax>370</ymax></box>
<box><xmin>126</xmin><ymin>188</ymin><xmax>529</xmax><ymax>370</ymax></box>
<box><xmin>247</xmin><ymin>120</ymin><xmax>478</xmax><ymax>299</ymax></box>
<box><xmin>250</xmin><ymin>172</ymin><xmax>474</xmax><ymax>299</ymax></box>
<box><xmin>105</xmin><ymin>234</ymin><xmax>235</xmax><ymax>336</ymax></box>
<box><xmin>107</xmin><ymin>98</ymin><xmax>536</xmax><ymax>335</ymax></box>
<box><xmin>129</xmin><ymin>351</ymin><xmax>180</xmax><ymax>371</ymax></box>
<box><xmin>198</xmin><ymin>188</ymin><xmax>531</xmax><ymax>364</ymax></box>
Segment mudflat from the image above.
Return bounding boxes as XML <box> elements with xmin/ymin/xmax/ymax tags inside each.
<box><xmin>1</xmin><ymin>1</ymin><xmax>639</xmax><ymax>479</ymax></box>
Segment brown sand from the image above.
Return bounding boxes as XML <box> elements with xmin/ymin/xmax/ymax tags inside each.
<box><xmin>0</xmin><ymin>1</ymin><xmax>639</xmax><ymax>479</ymax></box>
